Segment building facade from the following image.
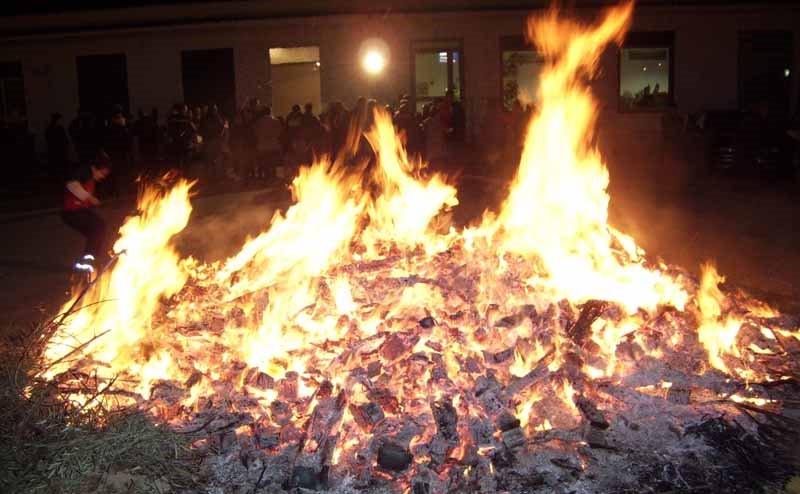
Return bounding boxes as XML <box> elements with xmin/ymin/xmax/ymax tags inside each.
<box><xmin>0</xmin><ymin>0</ymin><xmax>798</xmax><ymax>167</ymax></box>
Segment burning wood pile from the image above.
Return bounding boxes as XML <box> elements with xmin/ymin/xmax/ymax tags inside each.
<box><xmin>41</xmin><ymin>2</ymin><xmax>800</xmax><ymax>493</ymax></box>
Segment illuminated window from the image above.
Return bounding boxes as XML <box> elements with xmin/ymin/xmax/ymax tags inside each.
<box><xmin>412</xmin><ymin>40</ymin><xmax>463</xmax><ymax>113</ymax></box>
<box><xmin>619</xmin><ymin>32</ymin><xmax>674</xmax><ymax>111</ymax></box>
<box><xmin>500</xmin><ymin>36</ymin><xmax>544</xmax><ymax>110</ymax></box>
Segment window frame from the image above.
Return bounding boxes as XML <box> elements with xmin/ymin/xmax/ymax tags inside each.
<box><xmin>499</xmin><ymin>35</ymin><xmax>544</xmax><ymax>110</ymax></box>
<box><xmin>618</xmin><ymin>31</ymin><xmax>675</xmax><ymax>113</ymax></box>
<box><xmin>410</xmin><ymin>38</ymin><xmax>465</xmax><ymax>111</ymax></box>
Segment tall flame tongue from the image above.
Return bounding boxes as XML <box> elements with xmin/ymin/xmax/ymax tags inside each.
<box><xmin>44</xmin><ymin>180</ymin><xmax>194</xmax><ymax>382</ymax></box>
<box><xmin>490</xmin><ymin>1</ymin><xmax>686</xmax><ymax>314</ymax></box>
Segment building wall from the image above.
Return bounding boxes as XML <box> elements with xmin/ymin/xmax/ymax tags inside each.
<box><xmin>0</xmin><ymin>3</ymin><xmax>798</xmax><ymax>159</ymax></box>
<box><xmin>271</xmin><ymin>62</ymin><xmax>321</xmax><ymax>118</ymax></box>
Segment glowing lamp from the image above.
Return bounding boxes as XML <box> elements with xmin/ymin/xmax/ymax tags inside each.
<box><xmin>362</xmin><ymin>50</ymin><xmax>386</xmax><ymax>75</ymax></box>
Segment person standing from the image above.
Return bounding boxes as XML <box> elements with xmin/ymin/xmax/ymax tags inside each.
<box><xmin>133</xmin><ymin>107</ymin><xmax>161</xmax><ymax>172</ymax></box>
<box><xmin>199</xmin><ymin>105</ymin><xmax>225</xmax><ymax>177</ymax></box>
<box><xmin>103</xmin><ymin>110</ymin><xmax>132</xmax><ymax>196</ymax></box>
<box><xmin>61</xmin><ymin>153</ymin><xmax>112</xmax><ymax>275</ymax></box>
<box><xmin>253</xmin><ymin>106</ymin><xmax>283</xmax><ymax>179</ymax></box>
<box><xmin>300</xmin><ymin>102</ymin><xmax>323</xmax><ymax>157</ymax></box>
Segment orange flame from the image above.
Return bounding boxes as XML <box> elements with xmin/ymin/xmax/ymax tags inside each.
<box><xmin>486</xmin><ymin>1</ymin><xmax>687</xmax><ymax>314</ymax></box>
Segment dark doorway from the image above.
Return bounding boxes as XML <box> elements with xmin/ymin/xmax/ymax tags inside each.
<box><xmin>76</xmin><ymin>53</ymin><xmax>129</xmax><ymax>119</ymax></box>
<box><xmin>181</xmin><ymin>48</ymin><xmax>236</xmax><ymax>118</ymax></box>
<box><xmin>738</xmin><ymin>31</ymin><xmax>793</xmax><ymax>120</ymax></box>
<box><xmin>0</xmin><ymin>61</ymin><xmax>26</xmax><ymax>122</ymax></box>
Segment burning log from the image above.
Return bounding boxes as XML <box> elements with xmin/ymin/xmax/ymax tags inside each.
<box><xmin>666</xmin><ymin>386</ymin><xmax>692</xmax><ymax>405</ymax></box>
<box><xmin>377</xmin><ymin>441</ymin><xmax>413</xmax><ymax>471</ymax></box>
<box><xmin>350</xmin><ymin>402</ymin><xmax>385</xmax><ymax>431</ymax></box>
<box><xmin>469</xmin><ymin>416</ymin><xmax>494</xmax><ymax>446</ymax></box>
<box><xmin>501</xmin><ymin>427</ymin><xmax>526</xmax><ymax>452</ymax></box>
<box><xmin>504</xmin><ymin>347</ymin><xmax>555</xmax><ymax>398</ymax></box>
<box><xmin>551</xmin><ymin>457</ymin><xmax>583</xmax><ymax>473</ymax></box>
<box><xmin>419</xmin><ymin>316</ymin><xmax>436</xmax><ymax>328</ymax></box>
<box><xmin>574</xmin><ymin>395</ymin><xmax>609</xmax><ymax>429</ymax></box>
<box><xmin>380</xmin><ymin>333</ymin><xmax>419</xmax><ymax>361</ymax></box>
<box><xmin>567</xmin><ymin>300</ymin><xmax>609</xmax><ymax>345</ymax></box>
<box><xmin>432</xmin><ymin>399</ymin><xmax>458</xmax><ymax>441</ymax></box>
<box><xmin>243</xmin><ymin>368</ymin><xmax>274</xmax><ymax>390</ymax></box>
<box><xmin>277</xmin><ymin>372</ymin><xmax>299</xmax><ymax>401</ymax></box>
<box><xmin>496</xmin><ymin>411</ymin><xmax>521</xmax><ymax>432</ymax></box>
<box><xmin>488</xmin><ymin>347</ymin><xmax>514</xmax><ymax>364</ymax></box>
<box><xmin>184</xmin><ymin>370</ymin><xmax>203</xmax><ymax>388</ymax></box>
<box><xmin>270</xmin><ymin>401</ymin><xmax>293</xmax><ymax>426</ymax></box>
<box><xmin>367</xmin><ymin>360</ymin><xmax>382</xmax><ymax>378</ymax></box>
<box><xmin>583</xmin><ymin>425</ymin><xmax>612</xmax><ymax>450</ymax></box>
<box><xmin>367</xmin><ymin>388</ymin><xmax>401</xmax><ymax>415</ymax></box>
<box><xmin>774</xmin><ymin>331</ymin><xmax>800</xmax><ymax>354</ymax></box>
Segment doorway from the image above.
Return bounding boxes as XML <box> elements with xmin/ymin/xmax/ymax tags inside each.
<box><xmin>76</xmin><ymin>53</ymin><xmax>129</xmax><ymax>119</ymax></box>
<box><xmin>181</xmin><ymin>48</ymin><xmax>236</xmax><ymax>118</ymax></box>
<box><xmin>268</xmin><ymin>46</ymin><xmax>321</xmax><ymax>119</ymax></box>
<box><xmin>738</xmin><ymin>31</ymin><xmax>793</xmax><ymax>120</ymax></box>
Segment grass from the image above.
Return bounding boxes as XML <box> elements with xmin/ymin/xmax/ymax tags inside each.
<box><xmin>0</xmin><ymin>323</ymin><xmax>199</xmax><ymax>494</ymax></box>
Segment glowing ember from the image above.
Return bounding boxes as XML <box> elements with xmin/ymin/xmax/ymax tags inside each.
<box><xmin>40</xmin><ymin>2</ymin><xmax>800</xmax><ymax>492</ymax></box>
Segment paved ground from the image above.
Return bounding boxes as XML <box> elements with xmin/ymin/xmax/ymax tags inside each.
<box><xmin>0</xmin><ymin>159</ymin><xmax>798</xmax><ymax>338</ymax></box>
<box><xmin>0</xmin><ymin>186</ymin><xmax>285</xmax><ymax>332</ymax></box>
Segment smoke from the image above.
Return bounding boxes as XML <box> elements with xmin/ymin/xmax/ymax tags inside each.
<box><xmin>173</xmin><ymin>187</ymin><xmax>291</xmax><ymax>263</ymax></box>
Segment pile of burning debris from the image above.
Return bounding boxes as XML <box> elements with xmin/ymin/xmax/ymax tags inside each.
<box><xmin>40</xmin><ymin>2</ymin><xmax>800</xmax><ymax>493</ymax></box>
<box><xmin>50</xmin><ymin>250</ymin><xmax>800</xmax><ymax>493</ymax></box>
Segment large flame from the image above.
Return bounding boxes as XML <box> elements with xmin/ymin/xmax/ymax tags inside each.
<box><xmin>488</xmin><ymin>1</ymin><xmax>686</xmax><ymax>314</ymax></box>
<box><xmin>45</xmin><ymin>180</ymin><xmax>194</xmax><ymax>381</ymax></box>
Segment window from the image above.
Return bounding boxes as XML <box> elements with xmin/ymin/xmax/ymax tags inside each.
<box><xmin>76</xmin><ymin>53</ymin><xmax>129</xmax><ymax>118</ymax></box>
<box><xmin>412</xmin><ymin>40</ymin><xmax>463</xmax><ymax>113</ymax></box>
<box><xmin>619</xmin><ymin>32</ymin><xmax>674</xmax><ymax>111</ymax></box>
<box><xmin>500</xmin><ymin>36</ymin><xmax>544</xmax><ymax>110</ymax></box>
<box><xmin>0</xmin><ymin>62</ymin><xmax>26</xmax><ymax>121</ymax></box>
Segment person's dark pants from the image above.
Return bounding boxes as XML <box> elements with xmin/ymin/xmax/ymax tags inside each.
<box><xmin>61</xmin><ymin>209</ymin><xmax>107</xmax><ymax>259</ymax></box>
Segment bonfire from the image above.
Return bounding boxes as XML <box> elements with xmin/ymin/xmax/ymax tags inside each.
<box><xmin>40</xmin><ymin>2</ymin><xmax>800</xmax><ymax>493</ymax></box>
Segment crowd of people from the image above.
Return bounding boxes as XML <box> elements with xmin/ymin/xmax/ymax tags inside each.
<box><xmin>48</xmin><ymin>90</ymin><xmax>467</xmax><ymax>276</ymax></box>
<box><xmin>41</xmin><ymin>90</ymin><xmax>469</xmax><ymax>195</ymax></box>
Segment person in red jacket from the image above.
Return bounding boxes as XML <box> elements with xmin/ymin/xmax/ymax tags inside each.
<box><xmin>61</xmin><ymin>152</ymin><xmax>112</xmax><ymax>275</ymax></box>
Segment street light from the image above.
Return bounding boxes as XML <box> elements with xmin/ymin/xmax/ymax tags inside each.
<box><xmin>362</xmin><ymin>50</ymin><xmax>386</xmax><ymax>75</ymax></box>
<box><xmin>359</xmin><ymin>38</ymin><xmax>389</xmax><ymax>77</ymax></box>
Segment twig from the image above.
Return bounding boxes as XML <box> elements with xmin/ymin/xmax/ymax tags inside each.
<box><xmin>40</xmin><ymin>329</ymin><xmax>112</xmax><ymax>375</ymax></box>
<box><xmin>176</xmin><ymin>414</ymin><xmax>219</xmax><ymax>435</ymax></box>
<box><xmin>249</xmin><ymin>465</ymin><xmax>269</xmax><ymax>494</ymax></box>
<box><xmin>74</xmin><ymin>374</ymin><xmax>120</xmax><ymax>416</ymax></box>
